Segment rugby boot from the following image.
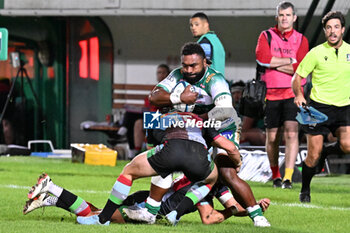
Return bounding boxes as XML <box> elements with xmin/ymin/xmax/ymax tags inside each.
<box><xmin>282</xmin><ymin>179</ymin><xmax>292</xmax><ymax>189</ymax></box>
<box><xmin>123</xmin><ymin>206</ymin><xmax>156</xmax><ymax>224</ymax></box>
<box><xmin>76</xmin><ymin>215</ymin><xmax>110</xmax><ymax>225</ymax></box>
<box><xmin>23</xmin><ymin>193</ymin><xmax>50</xmax><ymax>215</ymax></box>
<box><xmin>299</xmin><ymin>192</ymin><xmax>311</xmax><ymax>203</ymax></box>
<box><xmin>253</xmin><ymin>216</ymin><xmax>271</xmax><ymax>227</ymax></box>
<box><xmin>27</xmin><ymin>173</ymin><xmax>52</xmax><ymax>199</ymax></box>
<box><xmin>273</xmin><ymin>178</ymin><xmax>282</xmax><ymax>188</ymax></box>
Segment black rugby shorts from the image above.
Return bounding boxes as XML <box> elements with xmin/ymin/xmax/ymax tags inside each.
<box><xmin>147</xmin><ymin>139</ymin><xmax>212</xmax><ymax>182</ymax></box>
<box><xmin>301</xmin><ymin>100</ymin><xmax>350</xmax><ymax>136</ymax></box>
<box><xmin>265</xmin><ymin>98</ymin><xmax>298</xmax><ymax>128</ymax></box>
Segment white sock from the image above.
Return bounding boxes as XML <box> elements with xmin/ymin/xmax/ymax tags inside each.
<box><xmin>151</xmin><ymin>175</ymin><xmax>172</xmax><ymax>189</ymax></box>
<box><xmin>48</xmin><ymin>183</ymin><xmax>63</xmax><ymax>197</ymax></box>
<box><xmin>146</xmin><ymin>196</ymin><xmax>161</xmax><ymax>207</ymax></box>
<box><xmin>43</xmin><ymin>195</ymin><xmax>58</xmax><ymax>207</ymax></box>
<box><xmin>246</xmin><ymin>204</ymin><xmax>260</xmax><ymax>213</ymax></box>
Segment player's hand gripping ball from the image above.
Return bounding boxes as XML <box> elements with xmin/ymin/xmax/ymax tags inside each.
<box><xmin>171</xmin><ymin>81</ymin><xmax>196</xmax><ymax>112</ymax></box>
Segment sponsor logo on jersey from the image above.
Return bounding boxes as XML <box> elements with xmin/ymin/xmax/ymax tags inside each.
<box><xmin>205</xmin><ymin>73</ymin><xmax>215</xmax><ymax>83</ymax></box>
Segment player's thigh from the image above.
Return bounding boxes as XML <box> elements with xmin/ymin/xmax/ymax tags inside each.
<box><xmin>281</xmin><ymin>98</ymin><xmax>298</xmax><ymax>122</ymax></box>
<box><xmin>122</xmin><ymin>151</ymin><xmax>157</xmax><ymax>179</ymax></box>
<box><xmin>204</xmin><ymin>163</ymin><xmax>218</xmax><ymax>185</ymax></box>
<box><xmin>182</xmin><ymin>143</ymin><xmax>213</xmax><ymax>182</ymax></box>
<box><xmin>283</xmin><ymin>120</ymin><xmax>299</xmax><ymax>139</ymax></box>
<box><xmin>265</xmin><ymin>100</ymin><xmax>283</xmax><ymax>128</ymax></box>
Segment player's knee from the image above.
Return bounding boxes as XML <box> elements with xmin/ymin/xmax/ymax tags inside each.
<box><xmin>266</xmin><ymin>135</ymin><xmax>279</xmax><ymax>145</ymax></box>
<box><xmin>219</xmin><ymin>167</ymin><xmax>237</xmax><ymax>180</ymax></box>
<box><xmin>122</xmin><ymin>163</ymin><xmax>140</xmax><ymax>180</ymax></box>
<box><xmin>340</xmin><ymin>141</ymin><xmax>350</xmax><ymax>154</ymax></box>
<box><xmin>284</xmin><ymin>130</ymin><xmax>298</xmax><ymax>141</ymax></box>
<box><xmin>305</xmin><ymin>155</ymin><xmax>319</xmax><ymax>167</ymax></box>
<box><xmin>205</xmin><ymin>171</ymin><xmax>218</xmax><ymax>187</ymax></box>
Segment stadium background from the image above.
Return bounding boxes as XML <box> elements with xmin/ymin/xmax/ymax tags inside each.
<box><xmin>0</xmin><ymin>0</ymin><xmax>349</xmax><ymax>148</ymax></box>
<box><xmin>0</xmin><ymin>1</ymin><xmax>349</xmax><ymax>232</ymax></box>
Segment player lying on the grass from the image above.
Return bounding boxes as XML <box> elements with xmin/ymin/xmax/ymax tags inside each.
<box><xmin>126</xmin><ymin>129</ymin><xmax>271</xmax><ymax>227</ymax></box>
<box><xmin>27</xmin><ymin>112</ymin><xmax>241</xmax><ymax>226</ymax></box>
<box><xmin>23</xmin><ymin>173</ymin><xmax>270</xmax><ymax>225</ymax></box>
<box><xmin>125</xmin><ymin>175</ymin><xmax>271</xmax><ymax>225</ymax></box>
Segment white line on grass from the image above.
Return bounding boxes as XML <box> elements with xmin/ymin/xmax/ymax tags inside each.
<box><xmin>2</xmin><ymin>184</ymin><xmax>349</xmax><ymax>211</ymax></box>
<box><xmin>271</xmin><ymin>202</ymin><xmax>350</xmax><ymax>211</ymax></box>
<box><xmin>0</xmin><ymin>184</ymin><xmax>109</xmax><ymax>194</ymax></box>
<box><xmin>2</xmin><ymin>184</ymin><xmax>31</xmax><ymax>189</ymax></box>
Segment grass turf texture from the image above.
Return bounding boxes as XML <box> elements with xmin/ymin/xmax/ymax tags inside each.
<box><xmin>0</xmin><ymin>156</ymin><xmax>349</xmax><ymax>233</ymax></box>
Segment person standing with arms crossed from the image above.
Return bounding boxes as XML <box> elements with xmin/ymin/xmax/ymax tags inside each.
<box><xmin>190</xmin><ymin>12</ymin><xmax>226</xmax><ymax>74</ymax></box>
<box><xmin>255</xmin><ymin>1</ymin><xmax>309</xmax><ymax>189</ymax></box>
<box><xmin>292</xmin><ymin>11</ymin><xmax>350</xmax><ymax>202</ymax></box>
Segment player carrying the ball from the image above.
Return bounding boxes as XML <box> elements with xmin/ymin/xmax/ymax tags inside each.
<box><xmin>128</xmin><ymin>42</ymin><xmax>270</xmax><ymax>227</ymax></box>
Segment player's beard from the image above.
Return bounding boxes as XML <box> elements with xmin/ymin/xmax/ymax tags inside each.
<box><xmin>183</xmin><ymin>68</ymin><xmax>205</xmax><ymax>84</ymax></box>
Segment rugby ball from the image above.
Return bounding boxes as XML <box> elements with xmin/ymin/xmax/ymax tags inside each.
<box><xmin>171</xmin><ymin>81</ymin><xmax>196</xmax><ymax>112</ymax></box>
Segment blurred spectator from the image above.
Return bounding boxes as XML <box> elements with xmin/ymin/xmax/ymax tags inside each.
<box><xmin>118</xmin><ymin>64</ymin><xmax>170</xmax><ymax>159</ymax></box>
<box><xmin>0</xmin><ymin>78</ymin><xmax>15</xmax><ymax>145</ymax></box>
<box><xmin>240</xmin><ymin>116</ymin><xmax>266</xmax><ymax>146</ymax></box>
<box><xmin>230</xmin><ymin>80</ymin><xmax>245</xmax><ymax>114</ymax></box>
<box><xmin>190</xmin><ymin>12</ymin><xmax>225</xmax><ymax>74</ymax></box>
<box><xmin>229</xmin><ymin>80</ymin><xmax>266</xmax><ymax>146</ymax></box>
<box><xmin>144</xmin><ymin>64</ymin><xmax>171</xmax><ymax>112</ymax></box>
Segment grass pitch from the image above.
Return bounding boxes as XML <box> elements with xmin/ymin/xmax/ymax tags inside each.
<box><xmin>0</xmin><ymin>156</ymin><xmax>349</xmax><ymax>233</ymax></box>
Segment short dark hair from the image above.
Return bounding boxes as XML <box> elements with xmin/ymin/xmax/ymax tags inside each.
<box><xmin>232</xmin><ymin>80</ymin><xmax>245</xmax><ymax>88</ymax></box>
<box><xmin>322</xmin><ymin>11</ymin><xmax>345</xmax><ymax>28</ymax></box>
<box><xmin>230</xmin><ymin>80</ymin><xmax>245</xmax><ymax>93</ymax></box>
<box><xmin>157</xmin><ymin>64</ymin><xmax>170</xmax><ymax>74</ymax></box>
<box><xmin>276</xmin><ymin>1</ymin><xmax>295</xmax><ymax>16</ymax></box>
<box><xmin>181</xmin><ymin>42</ymin><xmax>206</xmax><ymax>59</ymax></box>
<box><xmin>191</xmin><ymin>12</ymin><xmax>209</xmax><ymax>23</ymax></box>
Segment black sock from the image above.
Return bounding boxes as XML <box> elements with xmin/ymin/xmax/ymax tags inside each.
<box><xmin>56</xmin><ymin>198</ymin><xmax>70</xmax><ymax>211</ymax></box>
<box><xmin>323</xmin><ymin>141</ymin><xmax>345</xmax><ymax>157</ymax></box>
<box><xmin>98</xmin><ymin>200</ymin><xmax>119</xmax><ymax>224</ymax></box>
<box><xmin>301</xmin><ymin>162</ymin><xmax>316</xmax><ymax>193</ymax></box>
<box><xmin>174</xmin><ymin>196</ymin><xmax>194</xmax><ymax>219</ymax></box>
<box><xmin>56</xmin><ymin>189</ymin><xmax>77</xmax><ymax>211</ymax></box>
<box><xmin>122</xmin><ymin>190</ymin><xmax>149</xmax><ymax>206</ymax></box>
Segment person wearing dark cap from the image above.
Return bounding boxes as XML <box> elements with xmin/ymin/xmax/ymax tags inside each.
<box><xmin>190</xmin><ymin>12</ymin><xmax>225</xmax><ymax>74</ymax></box>
<box><xmin>292</xmin><ymin>11</ymin><xmax>350</xmax><ymax>203</ymax></box>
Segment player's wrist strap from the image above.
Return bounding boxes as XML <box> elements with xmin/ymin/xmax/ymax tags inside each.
<box><xmin>170</xmin><ymin>92</ymin><xmax>181</xmax><ymax>104</ymax></box>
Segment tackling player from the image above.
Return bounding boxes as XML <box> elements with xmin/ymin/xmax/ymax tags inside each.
<box><xmin>133</xmin><ymin>42</ymin><xmax>270</xmax><ymax>227</ymax></box>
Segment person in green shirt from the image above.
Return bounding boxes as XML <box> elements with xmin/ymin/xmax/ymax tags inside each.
<box><xmin>292</xmin><ymin>11</ymin><xmax>350</xmax><ymax>203</ymax></box>
<box><xmin>189</xmin><ymin>12</ymin><xmax>225</xmax><ymax>75</ymax></box>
